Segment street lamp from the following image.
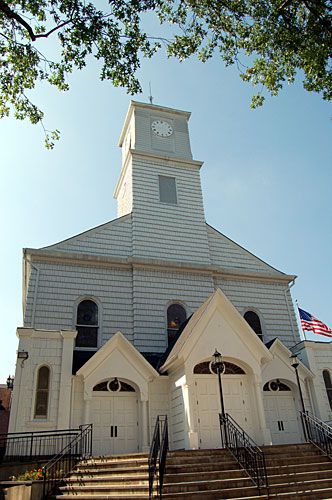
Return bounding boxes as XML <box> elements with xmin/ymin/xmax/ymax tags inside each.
<box><xmin>212</xmin><ymin>349</ymin><xmax>226</xmax><ymax>418</ymax></box>
<box><xmin>290</xmin><ymin>354</ymin><xmax>306</xmax><ymax>414</ymax></box>
<box><xmin>290</xmin><ymin>353</ymin><xmax>308</xmax><ymax>441</ymax></box>
<box><xmin>6</xmin><ymin>375</ymin><xmax>14</xmax><ymax>390</ymax></box>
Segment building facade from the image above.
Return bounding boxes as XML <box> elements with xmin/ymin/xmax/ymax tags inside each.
<box><xmin>9</xmin><ymin>101</ymin><xmax>332</xmax><ymax>454</ymax></box>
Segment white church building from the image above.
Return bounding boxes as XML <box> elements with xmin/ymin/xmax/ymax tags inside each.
<box><xmin>9</xmin><ymin>101</ymin><xmax>332</xmax><ymax>455</ymax></box>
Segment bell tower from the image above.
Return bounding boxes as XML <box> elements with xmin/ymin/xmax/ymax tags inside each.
<box><xmin>114</xmin><ymin>101</ymin><xmax>211</xmax><ymax>266</ymax></box>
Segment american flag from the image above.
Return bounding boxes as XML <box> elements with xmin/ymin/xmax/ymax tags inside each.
<box><xmin>298</xmin><ymin>307</ymin><xmax>332</xmax><ymax>338</ymax></box>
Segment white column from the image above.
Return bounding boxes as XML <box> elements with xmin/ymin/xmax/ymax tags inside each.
<box><xmin>141</xmin><ymin>399</ymin><xmax>149</xmax><ymax>452</ymax></box>
<box><xmin>253</xmin><ymin>374</ymin><xmax>271</xmax><ymax>445</ymax></box>
<box><xmin>83</xmin><ymin>397</ymin><xmax>91</xmax><ymax>425</ymax></box>
<box><xmin>57</xmin><ymin>331</ymin><xmax>77</xmax><ymax>428</ymax></box>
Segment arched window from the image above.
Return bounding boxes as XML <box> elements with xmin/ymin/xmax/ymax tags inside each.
<box><xmin>167</xmin><ymin>303</ymin><xmax>186</xmax><ymax>345</ymax></box>
<box><xmin>76</xmin><ymin>299</ymin><xmax>98</xmax><ymax>348</ymax></box>
<box><xmin>244</xmin><ymin>310</ymin><xmax>263</xmax><ymax>341</ymax></box>
<box><xmin>323</xmin><ymin>370</ymin><xmax>332</xmax><ymax>410</ymax></box>
<box><xmin>34</xmin><ymin>366</ymin><xmax>50</xmax><ymax>418</ymax></box>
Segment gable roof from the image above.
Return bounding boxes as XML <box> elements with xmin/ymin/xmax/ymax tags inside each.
<box><xmin>207</xmin><ymin>224</ymin><xmax>289</xmax><ymax>277</ymax></box>
<box><xmin>36</xmin><ymin>214</ymin><xmax>132</xmax><ymax>259</ymax></box>
<box><xmin>161</xmin><ymin>288</ymin><xmax>272</xmax><ymax>372</ymax></box>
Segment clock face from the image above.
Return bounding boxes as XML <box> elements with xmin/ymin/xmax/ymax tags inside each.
<box><xmin>151</xmin><ymin>120</ymin><xmax>173</xmax><ymax>137</ymax></box>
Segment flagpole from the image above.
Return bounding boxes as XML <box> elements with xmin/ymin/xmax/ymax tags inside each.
<box><xmin>296</xmin><ymin>300</ymin><xmax>307</xmax><ymax>341</ymax></box>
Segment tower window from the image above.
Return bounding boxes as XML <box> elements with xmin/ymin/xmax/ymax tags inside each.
<box><xmin>159</xmin><ymin>175</ymin><xmax>177</xmax><ymax>204</ymax></box>
<box><xmin>34</xmin><ymin>366</ymin><xmax>50</xmax><ymax>418</ymax></box>
<box><xmin>323</xmin><ymin>370</ymin><xmax>332</xmax><ymax>410</ymax></box>
<box><xmin>244</xmin><ymin>310</ymin><xmax>263</xmax><ymax>341</ymax></box>
<box><xmin>76</xmin><ymin>299</ymin><xmax>98</xmax><ymax>348</ymax></box>
<box><xmin>167</xmin><ymin>303</ymin><xmax>186</xmax><ymax>345</ymax></box>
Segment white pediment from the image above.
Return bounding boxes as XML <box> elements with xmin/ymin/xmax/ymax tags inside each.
<box><xmin>76</xmin><ymin>331</ymin><xmax>158</xmax><ymax>400</ymax></box>
<box><xmin>161</xmin><ymin>288</ymin><xmax>272</xmax><ymax>375</ymax></box>
<box><xmin>262</xmin><ymin>338</ymin><xmax>313</xmax><ymax>386</ymax></box>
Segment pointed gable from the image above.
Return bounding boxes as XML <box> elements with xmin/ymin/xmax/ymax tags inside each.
<box><xmin>161</xmin><ymin>288</ymin><xmax>272</xmax><ymax>374</ymax></box>
<box><xmin>207</xmin><ymin>224</ymin><xmax>285</xmax><ymax>276</ymax></box>
<box><xmin>77</xmin><ymin>331</ymin><xmax>158</xmax><ymax>399</ymax></box>
<box><xmin>40</xmin><ymin>214</ymin><xmax>132</xmax><ymax>259</ymax></box>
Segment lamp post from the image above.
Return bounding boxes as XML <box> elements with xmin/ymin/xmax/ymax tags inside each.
<box><xmin>290</xmin><ymin>354</ymin><xmax>307</xmax><ymax>441</ymax></box>
<box><xmin>212</xmin><ymin>349</ymin><xmax>227</xmax><ymax>447</ymax></box>
<box><xmin>212</xmin><ymin>349</ymin><xmax>226</xmax><ymax>418</ymax></box>
<box><xmin>290</xmin><ymin>354</ymin><xmax>306</xmax><ymax>413</ymax></box>
<box><xmin>6</xmin><ymin>376</ymin><xmax>14</xmax><ymax>390</ymax></box>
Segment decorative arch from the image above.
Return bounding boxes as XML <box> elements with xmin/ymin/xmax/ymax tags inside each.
<box><xmin>167</xmin><ymin>302</ymin><xmax>187</xmax><ymax>345</ymax></box>
<box><xmin>34</xmin><ymin>365</ymin><xmax>51</xmax><ymax>419</ymax></box>
<box><xmin>323</xmin><ymin>370</ymin><xmax>332</xmax><ymax>410</ymax></box>
<box><xmin>75</xmin><ymin>298</ymin><xmax>99</xmax><ymax>348</ymax></box>
<box><xmin>93</xmin><ymin>378</ymin><xmax>136</xmax><ymax>393</ymax></box>
<box><xmin>193</xmin><ymin>360</ymin><xmax>245</xmax><ymax>375</ymax></box>
<box><xmin>244</xmin><ymin>310</ymin><xmax>263</xmax><ymax>341</ymax></box>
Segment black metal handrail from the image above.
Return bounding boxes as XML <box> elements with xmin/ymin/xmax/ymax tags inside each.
<box><xmin>219</xmin><ymin>413</ymin><xmax>268</xmax><ymax>493</ymax></box>
<box><xmin>300</xmin><ymin>411</ymin><xmax>332</xmax><ymax>458</ymax></box>
<box><xmin>42</xmin><ymin>423</ymin><xmax>92</xmax><ymax>499</ymax></box>
<box><xmin>149</xmin><ymin>415</ymin><xmax>168</xmax><ymax>499</ymax></box>
<box><xmin>0</xmin><ymin>428</ymin><xmax>80</xmax><ymax>464</ymax></box>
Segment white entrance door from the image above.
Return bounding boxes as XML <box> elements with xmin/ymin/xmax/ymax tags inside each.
<box><xmin>91</xmin><ymin>393</ymin><xmax>139</xmax><ymax>455</ymax></box>
<box><xmin>195</xmin><ymin>375</ymin><xmax>252</xmax><ymax>449</ymax></box>
<box><xmin>263</xmin><ymin>391</ymin><xmax>302</xmax><ymax>444</ymax></box>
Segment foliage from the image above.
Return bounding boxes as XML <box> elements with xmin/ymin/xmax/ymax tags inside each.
<box><xmin>0</xmin><ymin>0</ymin><xmax>331</xmax><ymax>146</ymax></box>
<box><xmin>11</xmin><ymin>467</ymin><xmax>44</xmax><ymax>481</ymax></box>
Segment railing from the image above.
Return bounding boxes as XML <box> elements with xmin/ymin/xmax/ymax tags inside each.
<box><xmin>0</xmin><ymin>428</ymin><xmax>80</xmax><ymax>464</ymax></box>
<box><xmin>219</xmin><ymin>413</ymin><xmax>268</xmax><ymax>493</ymax></box>
<box><xmin>149</xmin><ymin>415</ymin><xmax>168</xmax><ymax>499</ymax></box>
<box><xmin>301</xmin><ymin>411</ymin><xmax>332</xmax><ymax>458</ymax></box>
<box><xmin>42</xmin><ymin>423</ymin><xmax>92</xmax><ymax>499</ymax></box>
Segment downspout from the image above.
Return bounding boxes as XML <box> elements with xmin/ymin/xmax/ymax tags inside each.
<box><xmin>23</xmin><ymin>251</ymin><xmax>40</xmax><ymax>328</ymax></box>
<box><xmin>284</xmin><ymin>278</ymin><xmax>298</xmax><ymax>344</ymax></box>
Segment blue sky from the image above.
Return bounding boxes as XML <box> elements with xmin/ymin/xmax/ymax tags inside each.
<box><xmin>0</xmin><ymin>45</ymin><xmax>331</xmax><ymax>382</ymax></box>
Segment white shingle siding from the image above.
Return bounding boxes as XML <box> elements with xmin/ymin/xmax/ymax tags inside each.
<box><xmin>132</xmin><ymin>268</ymin><xmax>214</xmax><ymax>351</ymax></box>
<box><xmin>24</xmin><ymin>262</ymin><xmax>134</xmax><ymax>343</ymax></box>
<box><xmin>170</xmin><ymin>374</ymin><xmax>185</xmax><ymax>450</ymax></box>
<box><xmin>42</xmin><ymin>215</ymin><xmax>133</xmax><ymax>258</ymax></box>
<box><xmin>216</xmin><ymin>278</ymin><xmax>300</xmax><ymax>347</ymax></box>
<box><xmin>134</xmin><ymin>108</ymin><xmax>192</xmax><ymax>160</ymax></box>
<box><xmin>207</xmin><ymin>226</ymin><xmax>283</xmax><ymax>275</ymax></box>
<box><xmin>131</xmin><ymin>157</ymin><xmax>210</xmax><ymax>265</ymax></box>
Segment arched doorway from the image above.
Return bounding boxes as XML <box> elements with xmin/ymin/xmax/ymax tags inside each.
<box><xmin>193</xmin><ymin>360</ymin><xmax>253</xmax><ymax>449</ymax></box>
<box><xmin>263</xmin><ymin>380</ymin><xmax>302</xmax><ymax>444</ymax></box>
<box><xmin>91</xmin><ymin>378</ymin><xmax>139</xmax><ymax>455</ymax></box>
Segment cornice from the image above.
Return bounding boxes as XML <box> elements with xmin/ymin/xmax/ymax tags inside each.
<box><xmin>24</xmin><ymin>248</ymin><xmax>296</xmax><ymax>283</ymax></box>
<box><xmin>130</xmin><ymin>149</ymin><xmax>203</xmax><ymax>169</ymax></box>
<box><xmin>114</xmin><ymin>149</ymin><xmax>203</xmax><ymax>199</ymax></box>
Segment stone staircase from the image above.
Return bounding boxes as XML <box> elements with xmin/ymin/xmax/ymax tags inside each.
<box><xmin>53</xmin><ymin>443</ymin><xmax>332</xmax><ymax>499</ymax></box>
<box><xmin>163</xmin><ymin>444</ymin><xmax>332</xmax><ymax>499</ymax></box>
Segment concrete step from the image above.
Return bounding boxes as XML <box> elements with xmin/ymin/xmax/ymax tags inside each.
<box><xmin>73</xmin><ymin>464</ymin><xmax>149</xmax><ymax>475</ymax></box>
<box><xmin>59</xmin><ymin>484</ymin><xmax>150</xmax><ymax>496</ymax></box>
<box><xmin>164</xmin><ymin>468</ymin><xmax>246</xmax><ymax>483</ymax></box>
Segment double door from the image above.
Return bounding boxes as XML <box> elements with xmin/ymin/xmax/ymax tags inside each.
<box><xmin>263</xmin><ymin>391</ymin><xmax>301</xmax><ymax>444</ymax></box>
<box><xmin>195</xmin><ymin>375</ymin><xmax>252</xmax><ymax>449</ymax></box>
<box><xmin>91</xmin><ymin>393</ymin><xmax>139</xmax><ymax>455</ymax></box>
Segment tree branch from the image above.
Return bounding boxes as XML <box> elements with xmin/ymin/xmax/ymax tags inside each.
<box><xmin>34</xmin><ymin>19</ymin><xmax>72</xmax><ymax>39</ymax></box>
<box><xmin>0</xmin><ymin>0</ymin><xmax>36</xmax><ymax>40</ymax></box>
<box><xmin>0</xmin><ymin>0</ymin><xmax>73</xmax><ymax>41</ymax></box>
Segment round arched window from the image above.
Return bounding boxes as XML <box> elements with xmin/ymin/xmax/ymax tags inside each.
<box><xmin>167</xmin><ymin>303</ymin><xmax>186</xmax><ymax>345</ymax></box>
<box><xmin>323</xmin><ymin>370</ymin><xmax>332</xmax><ymax>410</ymax></box>
<box><xmin>76</xmin><ymin>300</ymin><xmax>98</xmax><ymax>348</ymax></box>
<box><xmin>244</xmin><ymin>311</ymin><xmax>263</xmax><ymax>341</ymax></box>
